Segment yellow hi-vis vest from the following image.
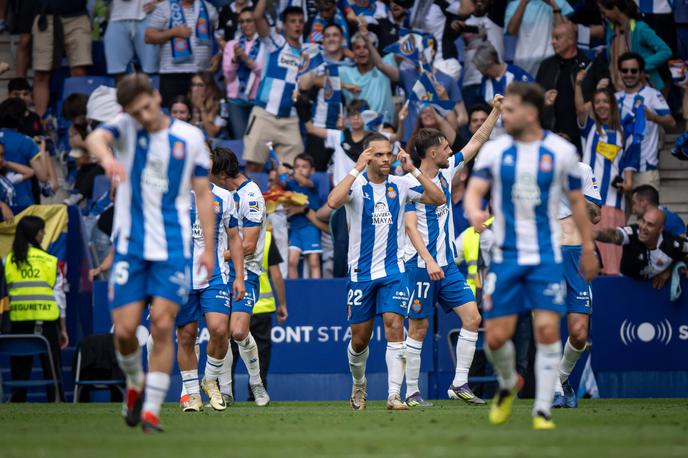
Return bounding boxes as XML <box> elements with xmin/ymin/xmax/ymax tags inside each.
<box><xmin>461</xmin><ymin>217</ymin><xmax>494</xmax><ymax>296</ymax></box>
<box><xmin>5</xmin><ymin>246</ymin><xmax>59</xmax><ymax>321</ymax></box>
<box><xmin>253</xmin><ymin>231</ymin><xmax>276</xmax><ymax>314</ymax></box>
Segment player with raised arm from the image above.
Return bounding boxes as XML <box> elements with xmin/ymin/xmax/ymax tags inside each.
<box><xmin>553</xmin><ymin>162</ymin><xmax>602</xmax><ymax>409</ymax></box>
<box><xmin>86</xmin><ymin>74</ymin><xmax>216</xmax><ymax>432</ymax></box>
<box><xmin>175</xmin><ymin>149</ymin><xmax>246</xmax><ymax>413</ymax></box>
<box><xmin>402</xmin><ymin>96</ymin><xmax>503</xmax><ymax>408</ymax></box>
<box><xmin>464</xmin><ymin>82</ymin><xmax>599</xmax><ymax>430</ymax></box>
<box><xmin>213</xmin><ymin>148</ymin><xmax>271</xmax><ymax>406</ymax></box>
<box><xmin>327</xmin><ymin>133</ymin><xmax>446</xmax><ymax>411</ymax></box>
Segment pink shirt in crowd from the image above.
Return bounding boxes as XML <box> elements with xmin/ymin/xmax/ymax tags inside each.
<box><xmin>223</xmin><ymin>36</ymin><xmax>265</xmax><ymax>101</ymax></box>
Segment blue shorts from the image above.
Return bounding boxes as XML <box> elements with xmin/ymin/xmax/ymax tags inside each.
<box><xmin>347</xmin><ymin>273</ymin><xmax>410</xmax><ymax>324</ymax></box>
<box><xmin>483</xmin><ymin>261</ymin><xmax>566</xmax><ymax>320</ymax></box>
<box><xmin>405</xmin><ymin>262</ymin><xmax>475</xmax><ymax>319</ymax></box>
<box><xmin>289</xmin><ymin>224</ymin><xmax>322</xmax><ymax>254</ymax></box>
<box><xmin>228</xmin><ymin>271</ymin><xmax>260</xmax><ymax>315</ymax></box>
<box><xmin>562</xmin><ymin>245</ymin><xmax>592</xmax><ymax>315</ymax></box>
<box><xmin>175</xmin><ymin>284</ymin><xmax>232</xmax><ymax>327</ymax></box>
<box><xmin>108</xmin><ymin>253</ymin><xmax>191</xmax><ymax>310</ymax></box>
<box><xmin>103</xmin><ymin>17</ymin><xmax>160</xmax><ymax>74</ymax></box>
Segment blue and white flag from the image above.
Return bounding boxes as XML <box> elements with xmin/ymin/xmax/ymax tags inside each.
<box><xmin>298</xmin><ymin>44</ymin><xmax>325</xmax><ymax>77</ymax></box>
<box><xmin>361</xmin><ymin>109</ymin><xmax>384</xmax><ymax>131</ymax></box>
<box><xmin>410</xmin><ymin>71</ymin><xmax>455</xmax><ymax>115</ymax></box>
<box><xmin>383</xmin><ymin>29</ymin><xmax>435</xmax><ymax>71</ymax></box>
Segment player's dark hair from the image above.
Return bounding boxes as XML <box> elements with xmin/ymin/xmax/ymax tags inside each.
<box><xmin>362</xmin><ymin>132</ymin><xmax>389</xmax><ymax>150</ymax></box>
<box><xmin>411</xmin><ymin>128</ymin><xmax>446</xmax><ymax>159</ymax></box>
<box><xmin>506</xmin><ymin>82</ymin><xmax>545</xmax><ymax>117</ymax></box>
<box><xmin>295</xmin><ymin>153</ymin><xmax>315</xmax><ymax>168</ymax></box>
<box><xmin>116</xmin><ymin>73</ymin><xmax>154</xmax><ymax>109</ymax></box>
<box><xmin>8</xmin><ymin>77</ymin><xmax>31</xmax><ymax>93</ymax></box>
<box><xmin>632</xmin><ymin>184</ymin><xmax>660</xmax><ymax>205</ymax></box>
<box><xmin>346</xmin><ymin>99</ymin><xmax>366</xmax><ymax>115</ymax></box>
<box><xmin>617</xmin><ymin>51</ymin><xmax>645</xmax><ymax>72</ymax></box>
<box><xmin>62</xmin><ymin>93</ymin><xmax>89</xmax><ymax>121</ymax></box>
<box><xmin>12</xmin><ymin>215</ymin><xmax>45</xmax><ymax>265</ymax></box>
<box><xmin>211</xmin><ymin>147</ymin><xmax>240</xmax><ymax>179</ymax></box>
<box><xmin>0</xmin><ymin>97</ymin><xmax>27</xmax><ymax>129</ymax></box>
<box><xmin>281</xmin><ymin>5</ymin><xmax>304</xmax><ymax>21</ymax></box>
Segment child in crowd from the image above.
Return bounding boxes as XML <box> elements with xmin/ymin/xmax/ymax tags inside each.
<box><xmin>0</xmin><ymin>140</ymin><xmax>35</xmax><ymax>221</ymax></box>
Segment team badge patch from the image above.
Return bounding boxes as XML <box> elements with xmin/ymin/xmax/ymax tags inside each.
<box><xmin>411</xmin><ymin>298</ymin><xmax>422</xmax><ymax>313</ymax></box>
<box><xmin>387</xmin><ymin>186</ymin><xmax>397</xmax><ymax>199</ymax></box>
<box><xmin>172</xmin><ymin>141</ymin><xmax>186</xmax><ymax>160</ymax></box>
<box><xmin>213</xmin><ymin>200</ymin><xmax>221</xmax><ymax>214</ymax></box>
<box><xmin>197</xmin><ymin>18</ymin><xmax>208</xmax><ymax>34</ymax></box>
<box><xmin>540</xmin><ymin>153</ymin><xmax>552</xmax><ymax>172</ymax></box>
<box><xmin>401</xmin><ymin>35</ymin><xmax>416</xmax><ymax>56</ymax></box>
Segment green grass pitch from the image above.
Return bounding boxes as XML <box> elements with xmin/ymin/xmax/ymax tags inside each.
<box><xmin>1</xmin><ymin>399</ymin><xmax>687</xmax><ymax>457</ymax></box>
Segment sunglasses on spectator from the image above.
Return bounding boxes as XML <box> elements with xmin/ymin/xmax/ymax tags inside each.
<box><xmin>620</xmin><ymin>68</ymin><xmax>639</xmax><ymax>74</ymax></box>
<box><xmin>239</xmin><ymin>19</ymin><xmax>254</xmax><ymax>23</ymax></box>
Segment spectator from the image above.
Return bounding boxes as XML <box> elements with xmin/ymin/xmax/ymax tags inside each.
<box><xmin>402</xmin><ymin>104</ymin><xmax>461</xmax><ymax>155</ymax></box>
<box><xmin>278</xmin><ymin>153</ymin><xmax>323</xmax><ymax>279</ymax></box>
<box><xmin>574</xmin><ymin>69</ymin><xmax>638</xmax><ymax>274</ymax></box>
<box><xmin>9</xmin><ymin>0</ymin><xmax>40</xmax><ymax>77</ymax></box>
<box><xmin>5</xmin><ymin>216</ymin><xmax>68</xmax><ymax>402</ymax></box>
<box><xmin>222</xmin><ymin>6</ymin><xmax>265</xmax><ymax>140</ymax></box>
<box><xmin>31</xmin><ymin>0</ymin><xmax>93</xmax><ymax>117</ymax></box>
<box><xmin>594</xmin><ymin>207</ymin><xmax>688</xmax><ymax>285</ymax></box>
<box><xmin>218</xmin><ymin>0</ymin><xmax>253</xmax><ymax>42</ymax></box>
<box><xmin>145</xmin><ymin>0</ymin><xmax>220</xmax><ymax>108</ymax></box>
<box><xmin>632</xmin><ymin>0</ymin><xmax>676</xmax><ymax>56</ymax></box>
<box><xmin>307</xmin><ymin>0</ymin><xmax>350</xmax><ymax>44</ymax></box>
<box><xmin>505</xmin><ymin>0</ymin><xmax>573</xmax><ymax>76</ymax></box>
<box><xmin>189</xmin><ymin>71</ymin><xmax>227</xmax><ymax>138</ymax></box>
<box><xmin>598</xmin><ymin>0</ymin><xmax>672</xmax><ymax>91</ymax></box>
<box><xmin>0</xmin><ymin>141</ymin><xmax>35</xmax><ymax>221</ymax></box>
<box><xmin>537</xmin><ymin>21</ymin><xmax>591</xmax><ymax>152</ymax></box>
<box><xmin>615</xmin><ymin>52</ymin><xmax>675</xmax><ymax>190</ymax></box>
<box><xmin>104</xmin><ymin>0</ymin><xmax>161</xmax><ymax>81</ymax></box>
<box><xmin>459</xmin><ymin>0</ymin><xmax>505</xmax><ymax>109</ymax></box>
<box><xmin>339</xmin><ymin>31</ymin><xmax>399</xmax><ymax>123</ymax></box>
<box><xmin>375</xmin><ymin>0</ymin><xmax>412</xmax><ymax>52</ymax></box>
<box><xmin>169</xmin><ymin>95</ymin><xmax>193</xmax><ymax>122</ymax></box>
<box><xmin>242</xmin><ymin>0</ymin><xmax>305</xmax><ymax>172</ymax></box>
<box><xmin>397</xmin><ymin>39</ymin><xmax>468</xmax><ymax>144</ymax></box>
<box><xmin>7</xmin><ymin>78</ymin><xmax>44</xmax><ymax>139</ymax></box>
<box><xmin>631</xmin><ymin>185</ymin><xmax>687</xmax><ymax>237</ymax></box>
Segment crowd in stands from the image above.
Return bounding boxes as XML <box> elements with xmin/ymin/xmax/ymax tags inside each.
<box><xmin>0</xmin><ymin>0</ymin><xmax>687</xmax><ymax>284</ymax></box>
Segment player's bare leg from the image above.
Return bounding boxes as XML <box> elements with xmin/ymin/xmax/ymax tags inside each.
<box><xmin>112</xmin><ymin>301</ymin><xmax>146</xmax><ymax>427</ymax></box>
<box><xmin>484</xmin><ymin>314</ymin><xmax>520</xmax><ymax>425</ymax></box>
<box><xmin>348</xmin><ymin>319</ymin><xmax>373</xmax><ymax>410</ymax></box>
<box><xmin>177</xmin><ymin>322</ymin><xmax>202</xmax><ymax>412</ymax></box>
<box><xmin>448</xmin><ymin>301</ymin><xmax>485</xmax><ymax>405</ymax></box>
<box><xmin>532</xmin><ymin>310</ymin><xmax>563</xmax><ymax>430</ymax></box>
<box><xmin>405</xmin><ymin>318</ymin><xmax>432</xmax><ymax>407</ymax></box>
<box><xmin>554</xmin><ymin>313</ymin><xmax>588</xmax><ymax>408</ymax></box>
<box><xmin>231</xmin><ymin>311</ymin><xmax>269</xmax><ymax>406</ymax></box>
<box><xmin>202</xmin><ymin>312</ymin><xmax>230</xmax><ymax>410</ymax></box>
<box><xmin>383</xmin><ymin>312</ymin><xmax>408</xmax><ymax>410</ymax></box>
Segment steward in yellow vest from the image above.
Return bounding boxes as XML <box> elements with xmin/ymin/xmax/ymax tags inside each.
<box><xmin>6</xmin><ymin>246</ymin><xmax>59</xmax><ymax>321</ymax></box>
<box><xmin>458</xmin><ymin>216</ymin><xmax>494</xmax><ymax>302</ymax></box>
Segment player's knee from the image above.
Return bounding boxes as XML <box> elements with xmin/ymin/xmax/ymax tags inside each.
<box><xmin>485</xmin><ymin>332</ymin><xmax>507</xmax><ymax>350</ymax></box>
<box><xmin>463</xmin><ymin>312</ymin><xmax>482</xmax><ymax>332</ymax></box>
<box><xmin>113</xmin><ymin>323</ymin><xmax>137</xmax><ymax>343</ymax></box>
<box><xmin>231</xmin><ymin>327</ymin><xmax>249</xmax><ymax>342</ymax></box>
<box><xmin>350</xmin><ymin>335</ymin><xmax>370</xmax><ymax>353</ymax></box>
<box><xmin>177</xmin><ymin>327</ymin><xmax>197</xmax><ymax>350</ymax></box>
<box><xmin>408</xmin><ymin>320</ymin><xmax>428</xmax><ymax>341</ymax></box>
<box><xmin>534</xmin><ymin>323</ymin><xmax>559</xmax><ymax>344</ymax></box>
<box><xmin>569</xmin><ymin>323</ymin><xmax>588</xmax><ymax>348</ymax></box>
<box><xmin>384</xmin><ymin>318</ymin><xmax>405</xmax><ymax>341</ymax></box>
<box><xmin>150</xmin><ymin>314</ymin><xmax>175</xmax><ymax>340</ymax></box>
<box><xmin>208</xmin><ymin>321</ymin><xmax>229</xmax><ymax>342</ymax></box>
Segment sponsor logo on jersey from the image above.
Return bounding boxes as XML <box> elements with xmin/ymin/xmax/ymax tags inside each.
<box><xmin>248</xmin><ymin>201</ymin><xmax>261</xmax><ymax>213</ymax></box>
<box><xmin>279</xmin><ymin>53</ymin><xmax>301</xmax><ymax>69</ymax></box>
<box><xmin>372</xmin><ymin>201</ymin><xmax>392</xmax><ymax>225</ymax></box>
<box><xmin>436</xmin><ymin>204</ymin><xmax>449</xmax><ymax>218</ymax></box>
<box><xmin>512</xmin><ymin>174</ymin><xmax>542</xmax><ymax>205</ymax></box>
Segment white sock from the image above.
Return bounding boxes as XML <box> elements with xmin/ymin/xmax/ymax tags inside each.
<box><xmin>559</xmin><ymin>338</ymin><xmax>585</xmax><ymax>384</ymax></box>
<box><xmin>452</xmin><ymin>328</ymin><xmax>478</xmax><ymax>387</ymax></box>
<box><xmin>145</xmin><ymin>335</ymin><xmax>153</xmax><ymax>365</ymax></box>
<box><xmin>483</xmin><ymin>340</ymin><xmax>517</xmax><ymax>391</ymax></box>
<box><xmin>554</xmin><ymin>375</ymin><xmax>563</xmax><ymax>394</ymax></box>
<box><xmin>236</xmin><ymin>333</ymin><xmax>261</xmax><ymax>385</ymax></box>
<box><xmin>115</xmin><ymin>347</ymin><xmax>144</xmax><ymax>391</ymax></box>
<box><xmin>347</xmin><ymin>342</ymin><xmax>368</xmax><ymax>385</ymax></box>
<box><xmin>218</xmin><ymin>340</ymin><xmax>233</xmax><ymax>396</ymax></box>
<box><xmin>404</xmin><ymin>337</ymin><xmax>423</xmax><ymax>398</ymax></box>
<box><xmin>386</xmin><ymin>342</ymin><xmax>405</xmax><ymax>398</ymax></box>
<box><xmin>181</xmin><ymin>369</ymin><xmax>200</xmax><ymax>396</ymax></box>
<box><xmin>533</xmin><ymin>341</ymin><xmax>563</xmax><ymax>417</ymax></box>
<box><xmin>204</xmin><ymin>355</ymin><xmax>224</xmax><ymax>382</ymax></box>
<box><xmin>143</xmin><ymin>372</ymin><xmax>170</xmax><ymax>417</ymax></box>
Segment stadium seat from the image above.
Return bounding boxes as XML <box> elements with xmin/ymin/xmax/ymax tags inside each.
<box><xmin>0</xmin><ymin>334</ymin><xmax>61</xmax><ymax>402</ymax></box>
<box><xmin>72</xmin><ymin>334</ymin><xmax>125</xmax><ymax>403</ymax></box>
<box><xmin>63</xmin><ymin>76</ymin><xmax>115</xmax><ymax>99</ymax></box>
<box><xmin>447</xmin><ymin>328</ymin><xmax>498</xmax><ymax>385</ymax></box>
<box><xmin>211</xmin><ymin>139</ymin><xmax>246</xmax><ymax>167</ymax></box>
<box><xmin>249</xmin><ymin>172</ymin><xmax>269</xmax><ymax>192</ymax></box>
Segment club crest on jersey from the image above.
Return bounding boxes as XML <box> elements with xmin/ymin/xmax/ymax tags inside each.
<box><xmin>372</xmin><ymin>201</ymin><xmax>392</xmax><ymax>225</ymax></box>
<box><xmin>387</xmin><ymin>186</ymin><xmax>397</xmax><ymax>199</ymax></box>
<box><xmin>213</xmin><ymin>200</ymin><xmax>221</xmax><ymax>214</ymax></box>
<box><xmin>172</xmin><ymin>141</ymin><xmax>186</xmax><ymax>160</ymax></box>
<box><xmin>539</xmin><ymin>153</ymin><xmax>553</xmax><ymax>172</ymax></box>
<box><xmin>401</xmin><ymin>35</ymin><xmax>416</xmax><ymax>56</ymax></box>
<box><xmin>439</xmin><ymin>175</ymin><xmax>448</xmax><ymax>190</ymax></box>
<box><xmin>411</xmin><ymin>298</ymin><xmax>422</xmax><ymax>312</ymax></box>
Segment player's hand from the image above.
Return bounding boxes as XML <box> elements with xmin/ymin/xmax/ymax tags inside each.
<box><xmin>579</xmin><ymin>248</ymin><xmax>599</xmax><ymax>283</ymax></box>
<box><xmin>355</xmin><ymin>147</ymin><xmax>374</xmax><ymax>172</ymax></box>
<box><xmin>285</xmin><ymin>203</ymin><xmax>307</xmax><ymax>217</ymax></box>
<box><xmin>102</xmin><ymin>156</ymin><xmax>127</xmax><ymax>183</ymax></box>
<box><xmin>173</xmin><ymin>24</ymin><xmax>193</xmax><ymax>39</ymax></box>
<box><xmin>59</xmin><ymin>324</ymin><xmax>69</xmax><ymax>350</ymax></box>
<box><xmin>233</xmin><ymin>277</ymin><xmax>246</xmax><ymax>301</ymax></box>
<box><xmin>468</xmin><ymin>209</ymin><xmax>490</xmax><ymax>233</ymax></box>
<box><xmin>198</xmin><ymin>247</ymin><xmax>215</xmax><ymax>277</ymax></box>
<box><xmin>277</xmin><ymin>304</ymin><xmax>288</xmax><ymax>324</ymax></box>
<box><xmin>575</xmin><ymin>69</ymin><xmax>587</xmax><ymax>86</ymax></box>
<box><xmin>596</xmin><ymin>78</ymin><xmax>610</xmax><ymax>90</ymax></box>
<box><xmin>491</xmin><ymin>94</ymin><xmax>504</xmax><ymax>111</ymax></box>
<box><xmin>397</xmin><ymin>147</ymin><xmax>415</xmax><ymax>173</ymax></box>
<box><xmin>426</xmin><ymin>259</ymin><xmax>445</xmax><ymax>281</ymax></box>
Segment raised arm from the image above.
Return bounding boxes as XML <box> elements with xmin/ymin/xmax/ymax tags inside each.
<box><xmin>364</xmin><ymin>32</ymin><xmax>399</xmax><ymax>82</ymax></box>
<box><xmin>507</xmin><ymin>0</ymin><xmax>529</xmax><ymax>36</ymax></box>
<box><xmin>405</xmin><ymin>211</ymin><xmax>445</xmax><ymax>280</ymax></box>
<box><xmin>574</xmin><ymin>69</ymin><xmax>591</xmax><ymax>127</ymax></box>
<box><xmin>398</xmin><ymin>148</ymin><xmax>445</xmax><ymax>206</ymax></box>
<box><xmin>254</xmin><ymin>0</ymin><xmax>271</xmax><ymax>38</ymax></box>
<box><xmin>460</xmin><ymin>95</ymin><xmax>503</xmax><ymax>163</ymax></box>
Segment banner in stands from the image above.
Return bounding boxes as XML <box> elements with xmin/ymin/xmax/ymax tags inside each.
<box><xmin>0</xmin><ymin>204</ymin><xmax>68</xmax><ymax>260</ymax></box>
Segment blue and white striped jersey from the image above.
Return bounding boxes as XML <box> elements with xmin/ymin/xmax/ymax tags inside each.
<box><xmin>472</xmin><ymin>132</ymin><xmax>582</xmax><ymax>265</ymax></box>
<box><xmin>229</xmin><ymin>179</ymin><xmax>266</xmax><ymax>277</ymax></box>
<box><xmin>580</xmin><ymin>117</ymin><xmax>639</xmax><ymax>210</ymax></box>
<box><xmin>480</xmin><ymin>64</ymin><xmax>533</xmax><ymax>107</ymax></box>
<box><xmin>403</xmin><ymin>153</ymin><xmax>466</xmax><ymax>268</ymax></box>
<box><xmin>311</xmin><ymin>61</ymin><xmax>346</xmax><ymax>129</ymax></box>
<box><xmin>255</xmin><ymin>30</ymin><xmax>301</xmax><ymax>118</ymax></box>
<box><xmin>190</xmin><ymin>184</ymin><xmax>233</xmax><ymax>290</ymax></box>
<box><xmin>99</xmin><ymin>115</ymin><xmax>210</xmax><ymax>261</ymax></box>
<box><xmin>558</xmin><ymin>162</ymin><xmax>602</xmax><ymax>220</ymax></box>
<box><xmin>345</xmin><ymin>173</ymin><xmax>424</xmax><ymax>282</ymax></box>
<box><xmin>633</xmin><ymin>0</ymin><xmax>672</xmax><ymax>14</ymax></box>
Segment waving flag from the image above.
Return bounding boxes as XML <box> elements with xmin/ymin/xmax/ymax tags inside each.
<box><xmin>361</xmin><ymin>110</ymin><xmax>384</xmax><ymax>131</ymax></box>
<box><xmin>298</xmin><ymin>44</ymin><xmax>325</xmax><ymax>77</ymax></box>
<box><xmin>410</xmin><ymin>71</ymin><xmax>455</xmax><ymax>116</ymax></box>
<box><xmin>383</xmin><ymin>29</ymin><xmax>435</xmax><ymax>71</ymax></box>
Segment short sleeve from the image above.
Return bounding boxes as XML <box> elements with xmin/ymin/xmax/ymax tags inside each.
<box><xmin>325</xmin><ymin>129</ymin><xmax>342</xmax><ymax>149</ymax></box>
<box><xmin>98</xmin><ymin>113</ymin><xmax>131</xmax><ymax>142</ymax></box>
<box><xmin>450</xmin><ymin>152</ymin><xmax>466</xmax><ymax>177</ymax></box>
<box><xmin>405</xmin><ymin>201</ymin><xmax>416</xmax><ymax>212</ymax></box>
<box><xmin>267</xmin><ymin>239</ymin><xmax>283</xmax><ymax>265</ymax></box>
<box><xmin>406</xmin><ymin>181</ymin><xmax>425</xmax><ymax>203</ymax></box>
<box><xmin>262</xmin><ymin>30</ymin><xmax>285</xmax><ymax>53</ymax></box>
<box><xmin>472</xmin><ymin>143</ymin><xmax>496</xmax><ymax>182</ymax></box>
<box><xmin>561</xmin><ymin>150</ymin><xmax>582</xmax><ymax>192</ymax></box>
<box><xmin>191</xmin><ymin>131</ymin><xmax>211</xmax><ymax>177</ymax></box>
<box><xmin>504</xmin><ymin>1</ymin><xmax>518</xmax><ymax>32</ymax></box>
<box><xmin>580</xmin><ymin>164</ymin><xmax>602</xmax><ymax>206</ymax></box>
<box><xmin>651</xmin><ymin>90</ymin><xmax>671</xmax><ymax>116</ymax></box>
<box><xmin>619</xmin><ymin>226</ymin><xmax>634</xmax><ymax>245</ymax></box>
<box><xmin>557</xmin><ymin>0</ymin><xmax>574</xmax><ymax>16</ymax></box>
<box><xmin>23</xmin><ymin>136</ymin><xmax>40</xmax><ymax>162</ymax></box>
<box><xmin>579</xmin><ymin>116</ymin><xmax>595</xmax><ymax>135</ymax></box>
<box><xmin>207</xmin><ymin>2</ymin><xmax>219</xmax><ymax>28</ymax></box>
<box><xmin>148</xmin><ymin>2</ymin><xmax>170</xmax><ymax>30</ymax></box>
<box><xmin>221</xmin><ymin>193</ymin><xmax>233</xmax><ymax>228</ymax></box>
<box><xmin>240</xmin><ymin>191</ymin><xmax>265</xmax><ymax>227</ymax></box>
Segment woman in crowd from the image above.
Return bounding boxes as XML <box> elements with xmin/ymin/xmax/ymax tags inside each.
<box><xmin>188</xmin><ymin>71</ymin><xmax>227</xmax><ymax>138</ymax></box>
<box><xmin>403</xmin><ymin>103</ymin><xmax>459</xmax><ymax>154</ymax></box>
<box><xmin>4</xmin><ymin>216</ymin><xmax>67</xmax><ymax>402</ymax></box>
<box><xmin>169</xmin><ymin>95</ymin><xmax>193</xmax><ymax>123</ymax></box>
<box><xmin>575</xmin><ymin>69</ymin><xmax>638</xmax><ymax>275</ymax></box>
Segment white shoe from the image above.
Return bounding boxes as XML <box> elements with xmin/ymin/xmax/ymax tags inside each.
<box><xmin>201</xmin><ymin>378</ymin><xmax>227</xmax><ymax>411</ymax></box>
<box><xmin>250</xmin><ymin>383</ymin><xmax>270</xmax><ymax>407</ymax></box>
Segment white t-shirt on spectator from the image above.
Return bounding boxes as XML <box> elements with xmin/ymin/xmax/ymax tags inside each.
<box><xmin>110</xmin><ymin>0</ymin><xmax>147</xmax><ymax>22</ymax></box>
<box><xmin>420</xmin><ymin>3</ymin><xmax>447</xmax><ymax>60</ymax></box>
<box><xmin>148</xmin><ymin>0</ymin><xmax>219</xmax><ymax>74</ymax></box>
<box><xmin>463</xmin><ymin>15</ymin><xmax>504</xmax><ymax>87</ymax></box>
